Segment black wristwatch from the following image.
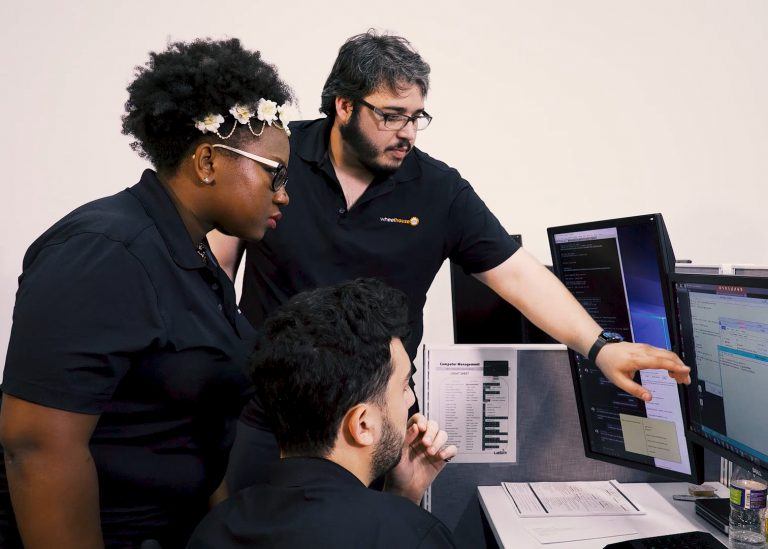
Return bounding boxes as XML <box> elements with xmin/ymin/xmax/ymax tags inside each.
<box><xmin>587</xmin><ymin>330</ymin><xmax>624</xmax><ymax>363</ymax></box>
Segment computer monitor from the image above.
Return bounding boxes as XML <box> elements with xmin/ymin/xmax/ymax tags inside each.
<box><xmin>675</xmin><ymin>264</ymin><xmax>724</xmax><ymax>276</ymax></box>
<box><xmin>673</xmin><ymin>273</ymin><xmax>768</xmax><ymax>481</ymax></box>
<box><xmin>547</xmin><ymin>214</ymin><xmax>703</xmax><ymax>482</ymax></box>
<box><xmin>451</xmin><ymin>235</ymin><xmax>557</xmax><ymax>344</ymax></box>
<box><xmin>732</xmin><ymin>265</ymin><xmax>768</xmax><ymax>278</ymax></box>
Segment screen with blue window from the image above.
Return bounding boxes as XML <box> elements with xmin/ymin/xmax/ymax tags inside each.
<box><xmin>676</xmin><ymin>278</ymin><xmax>768</xmax><ymax>478</ymax></box>
<box><xmin>549</xmin><ymin>214</ymin><xmax>695</xmax><ymax>479</ymax></box>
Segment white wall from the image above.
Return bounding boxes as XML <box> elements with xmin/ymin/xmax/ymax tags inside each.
<box><xmin>2</xmin><ymin>1</ymin><xmax>767</xmax><ymax>370</ymax></box>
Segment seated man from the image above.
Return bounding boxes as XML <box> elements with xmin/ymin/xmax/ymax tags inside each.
<box><xmin>188</xmin><ymin>279</ymin><xmax>458</xmax><ymax>548</ymax></box>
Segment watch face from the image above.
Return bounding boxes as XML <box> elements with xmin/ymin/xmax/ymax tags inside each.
<box><xmin>603</xmin><ymin>331</ymin><xmax>624</xmax><ymax>342</ymax></box>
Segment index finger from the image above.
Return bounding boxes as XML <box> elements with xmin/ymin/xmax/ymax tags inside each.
<box><xmin>634</xmin><ymin>351</ymin><xmax>691</xmax><ymax>377</ymax></box>
<box><xmin>404</xmin><ymin>422</ymin><xmax>421</xmax><ymax>446</ymax></box>
<box><xmin>408</xmin><ymin>413</ymin><xmax>428</xmax><ymax>432</ymax></box>
<box><xmin>667</xmin><ymin>369</ymin><xmax>692</xmax><ymax>385</ymax></box>
<box><xmin>645</xmin><ymin>346</ymin><xmax>686</xmax><ymax>366</ymax></box>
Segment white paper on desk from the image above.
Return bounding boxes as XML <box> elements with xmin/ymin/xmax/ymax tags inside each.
<box><xmin>521</xmin><ymin>517</ymin><xmax>637</xmax><ymax>544</ymax></box>
<box><xmin>424</xmin><ymin>346</ymin><xmax>516</xmax><ymax>463</ymax></box>
<box><xmin>502</xmin><ymin>480</ymin><xmax>644</xmax><ymax>517</ymax></box>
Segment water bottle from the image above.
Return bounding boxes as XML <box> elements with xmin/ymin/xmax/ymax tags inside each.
<box><xmin>729</xmin><ymin>465</ymin><xmax>767</xmax><ymax>548</ymax></box>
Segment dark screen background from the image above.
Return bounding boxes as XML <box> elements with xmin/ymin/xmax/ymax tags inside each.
<box><xmin>552</xmin><ymin>219</ymin><xmax>672</xmax><ymax>468</ymax></box>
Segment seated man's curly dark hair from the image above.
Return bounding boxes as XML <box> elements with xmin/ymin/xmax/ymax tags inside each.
<box><xmin>122</xmin><ymin>38</ymin><xmax>293</xmax><ymax>174</ymax></box>
<box><xmin>251</xmin><ymin>278</ymin><xmax>411</xmax><ymax>457</ymax></box>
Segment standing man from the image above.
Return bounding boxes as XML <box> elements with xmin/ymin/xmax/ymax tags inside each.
<box><xmin>210</xmin><ymin>31</ymin><xmax>690</xmax><ymax>492</ymax></box>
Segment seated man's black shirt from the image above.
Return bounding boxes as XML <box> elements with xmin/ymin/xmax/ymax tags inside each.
<box><xmin>188</xmin><ymin>457</ymin><xmax>456</xmax><ymax>548</ymax></box>
<box><xmin>0</xmin><ymin>170</ymin><xmax>254</xmax><ymax>548</ymax></box>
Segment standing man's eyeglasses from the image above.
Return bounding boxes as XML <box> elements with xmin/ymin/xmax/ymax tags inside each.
<box><xmin>212</xmin><ymin>144</ymin><xmax>288</xmax><ymax>192</ymax></box>
<box><xmin>357</xmin><ymin>99</ymin><xmax>433</xmax><ymax>131</ymax></box>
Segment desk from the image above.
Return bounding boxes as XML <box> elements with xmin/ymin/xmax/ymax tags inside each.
<box><xmin>478</xmin><ymin>482</ymin><xmax>730</xmax><ymax>548</ymax></box>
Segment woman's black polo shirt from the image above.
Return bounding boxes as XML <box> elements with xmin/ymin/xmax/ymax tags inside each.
<box><xmin>1</xmin><ymin>170</ymin><xmax>254</xmax><ymax>547</ymax></box>
<box><xmin>240</xmin><ymin>117</ymin><xmax>520</xmax><ymax>362</ymax></box>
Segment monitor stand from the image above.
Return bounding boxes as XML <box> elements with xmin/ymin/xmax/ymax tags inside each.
<box><xmin>695</xmin><ymin>498</ymin><xmax>730</xmax><ymax>535</ymax></box>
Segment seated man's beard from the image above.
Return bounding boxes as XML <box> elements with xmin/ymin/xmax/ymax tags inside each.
<box><xmin>370</xmin><ymin>415</ymin><xmax>404</xmax><ymax>481</ymax></box>
<box><xmin>339</xmin><ymin>112</ymin><xmax>407</xmax><ymax>177</ymax></box>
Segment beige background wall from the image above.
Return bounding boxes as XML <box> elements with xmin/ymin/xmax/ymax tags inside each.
<box><xmin>2</xmin><ymin>1</ymin><xmax>767</xmax><ymax>371</ymax></box>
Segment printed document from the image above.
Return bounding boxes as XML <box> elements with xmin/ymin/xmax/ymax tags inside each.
<box><xmin>502</xmin><ymin>480</ymin><xmax>644</xmax><ymax>517</ymax></box>
<box><xmin>521</xmin><ymin>517</ymin><xmax>637</xmax><ymax>544</ymax></box>
<box><xmin>424</xmin><ymin>346</ymin><xmax>516</xmax><ymax>463</ymax></box>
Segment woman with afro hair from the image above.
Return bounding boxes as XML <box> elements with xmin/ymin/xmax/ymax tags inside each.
<box><xmin>0</xmin><ymin>38</ymin><xmax>292</xmax><ymax>548</ymax></box>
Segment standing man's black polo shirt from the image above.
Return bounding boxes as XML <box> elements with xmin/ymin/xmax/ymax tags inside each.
<box><xmin>1</xmin><ymin>170</ymin><xmax>254</xmax><ymax>548</ymax></box>
<box><xmin>240</xmin><ymin>118</ymin><xmax>519</xmax><ymax>363</ymax></box>
<box><xmin>188</xmin><ymin>457</ymin><xmax>457</xmax><ymax>548</ymax></box>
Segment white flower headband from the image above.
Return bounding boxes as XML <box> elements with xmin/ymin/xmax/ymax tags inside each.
<box><xmin>194</xmin><ymin>98</ymin><xmax>297</xmax><ymax>138</ymax></box>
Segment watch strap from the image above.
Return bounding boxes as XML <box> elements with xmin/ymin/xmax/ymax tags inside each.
<box><xmin>587</xmin><ymin>331</ymin><xmax>622</xmax><ymax>363</ymax></box>
<box><xmin>587</xmin><ymin>337</ymin><xmax>606</xmax><ymax>363</ymax></box>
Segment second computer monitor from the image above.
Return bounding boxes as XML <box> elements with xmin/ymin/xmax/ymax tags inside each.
<box><xmin>548</xmin><ymin>214</ymin><xmax>702</xmax><ymax>482</ymax></box>
<box><xmin>674</xmin><ymin>273</ymin><xmax>768</xmax><ymax>481</ymax></box>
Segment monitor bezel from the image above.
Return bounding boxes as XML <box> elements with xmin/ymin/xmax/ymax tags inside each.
<box><xmin>548</xmin><ymin>213</ymin><xmax>703</xmax><ymax>483</ymax></box>
<box><xmin>671</xmin><ymin>272</ymin><xmax>768</xmax><ymax>482</ymax></box>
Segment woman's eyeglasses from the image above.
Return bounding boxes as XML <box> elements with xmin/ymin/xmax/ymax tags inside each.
<box><xmin>212</xmin><ymin>144</ymin><xmax>287</xmax><ymax>192</ymax></box>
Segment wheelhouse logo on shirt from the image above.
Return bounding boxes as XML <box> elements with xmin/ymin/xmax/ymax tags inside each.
<box><xmin>380</xmin><ymin>216</ymin><xmax>420</xmax><ymax>227</ymax></box>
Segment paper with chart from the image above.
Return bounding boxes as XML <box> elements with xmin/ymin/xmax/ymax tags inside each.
<box><xmin>425</xmin><ymin>346</ymin><xmax>516</xmax><ymax>463</ymax></box>
<box><xmin>502</xmin><ymin>480</ymin><xmax>644</xmax><ymax>517</ymax></box>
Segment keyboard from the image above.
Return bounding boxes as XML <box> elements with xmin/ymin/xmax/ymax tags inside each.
<box><xmin>603</xmin><ymin>530</ymin><xmax>726</xmax><ymax>548</ymax></box>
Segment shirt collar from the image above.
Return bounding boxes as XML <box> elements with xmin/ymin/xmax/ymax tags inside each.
<box><xmin>295</xmin><ymin>117</ymin><xmax>421</xmax><ymax>184</ymax></box>
<box><xmin>127</xmin><ymin>169</ymin><xmax>206</xmax><ymax>270</ymax></box>
<box><xmin>268</xmin><ymin>457</ymin><xmax>367</xmax><ymax>490</ymax></box>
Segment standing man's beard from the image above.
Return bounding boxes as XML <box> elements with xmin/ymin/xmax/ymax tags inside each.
<box><xmin>339</xmin><ymin>109</ymin><xmax>410</xmax><ymax>177</ymax></box>
<box><xmin>370</xmin><ymin>413</ymin><xmax>405</xmax><ymax>481</ymax></box>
